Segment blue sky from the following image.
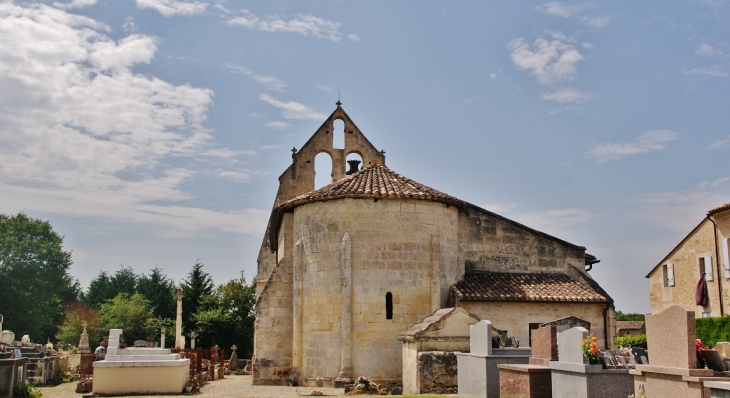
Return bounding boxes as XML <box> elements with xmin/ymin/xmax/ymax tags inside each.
<box><xmin>1</xmin><ymin>0</ymin><xmax>729</xmax><ymax>314</ymax></box>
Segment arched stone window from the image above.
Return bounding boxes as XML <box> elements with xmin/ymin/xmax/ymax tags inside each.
<box><xmin>385</xmin><ymin>292</ymin><xmax>393</xmax><ymax>320</ymax></box>
<box><xmin>314</xmin><ymin>152</ymin><xmax>332</xmax><ymax>189</ymax></box>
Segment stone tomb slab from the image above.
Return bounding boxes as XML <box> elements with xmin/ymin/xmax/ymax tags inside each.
<box><xmin>557</xmin><ymin>327</ymin><xmax>588</xmax><ymax>364</ymax></box>
<box><xmin>498</xmin><ymin>363</ymin><xmax>551</xmax><ymax>398</ymax></box>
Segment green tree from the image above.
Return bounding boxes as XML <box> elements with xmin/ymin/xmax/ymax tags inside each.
<box><xmin>137</xmin><ymin>267</ymin><xmax>176</xmax><ymax>320</ymax></box>
<box><xmin>82</xmin><ymin>266</ymin><xmax>138</xmax><ymax>309</ymax></box>
<box><xmin>181</xmin><ymin>261</ymin><xmax>215</xmax><ymax>332</ymax></box>
<box><xmin>190</xmin><ymin>273</ymin><xmax>256</xmax><ymax>354</ymax></box>
<box><xmin>55</xmin><ymin>302</ymin><xmax>103</xmax><ymax>351</ymax></box>
<box><xmin>615</xmin><ymin>311</ymin><xmax>646</xmax><ymax>321</ymax></box>
<box><xmin>0</xmin><ymin>213</ymin><xmax>75</xmax><ymax>341</ymax></box>
<box><xmin>97</xmin><ymin>293</ymin><xmax>155</xmax><ymax>344</ymax></box>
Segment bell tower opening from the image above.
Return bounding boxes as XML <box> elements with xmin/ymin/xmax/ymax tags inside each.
<box><xmin>346</xmin><ymin>153</ymin><xmax>363</xmax><ymax>175</ymax></box>
<box><xmin>333</xmin><ymin>119</ymin><xmax>345</xmax><ymax>149</ymax></box>
<box><xmin>314</xmin><ymin>152</ymin><xmax>332</xmax><ymax>189</ymax></box>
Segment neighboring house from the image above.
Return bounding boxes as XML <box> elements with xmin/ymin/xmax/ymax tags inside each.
<box><xmin>646</xmin><ymin>203</ymin><xmax>730</xmax><ymax>317</ymax></box>
<box><xmin>615</xmin><ymin>321</ymin><xmax>645</xmax><ymax>336</ymax></box>
<box><xmin>253</xmin><ymin>103</ymin><xmax>616</xmax><ymax>386</ymax></box>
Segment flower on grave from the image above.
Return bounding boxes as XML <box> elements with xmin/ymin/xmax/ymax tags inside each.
<box><xmin>356</xmin><ymin>376</ymin><xmax>370</xmax><ymax>384</ymax></box>
<box><xmin>581</xmin><ymin>336</ymin><xmax>598</xmax><ymax>360</ymax></box>
<box><xmin>311</xmin><ymin>390</ymin><xmax>324</xmax><ymax>396</ymax></box>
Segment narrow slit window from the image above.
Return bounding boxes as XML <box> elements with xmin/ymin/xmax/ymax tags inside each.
<box><xmin>385</xmin><ymin>292</ymin><xmax>393</xmax><ymax>320</ymax></box>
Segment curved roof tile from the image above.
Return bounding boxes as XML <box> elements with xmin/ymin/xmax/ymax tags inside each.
<box><xmin>275</xmin><ymin>164</ymin><xmax>468</xmax><ymax>212</ymax></box>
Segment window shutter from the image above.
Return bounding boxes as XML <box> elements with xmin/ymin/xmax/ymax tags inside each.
<box><xmin>705</xmin><ymin>256</ymin><xmax>713</xmax><ymax>281</ymax></box>
<box><xmin>667</xmin><ymin>263</ymin><xmax>675</xmax><ymax>286</ymax></box>
<box><xmin>722</xmin><ymin>239</ymin><xmax>730</xmax><ymax>278</ymax></box>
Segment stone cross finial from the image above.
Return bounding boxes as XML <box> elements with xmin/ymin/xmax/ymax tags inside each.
<box><xmin>231</xmin><ymin>345</ymin><xmax>237</xmax><ymax>353</ymax></box>
<box><xmin>82</xmin><ymin>321</ymin><xmax>87</xmax><ymax>329</ymax></box>
<box><xmin>175</xmin><ymin>289</ymin><xmax>184</xmax><ymax>300</ymax></box>
<box><xmin>380</xmin><ymin>149</ymin><xmax>386</xmax><ymax>156</ymax></box>
<box><xmin>291</xmin><ymin>147</ymin><xmax>297</xmax><ymax>157</ymax></box>
<box><xmin>187</xmin><ymin>331</ymin><xmax>198</xmax><ymax>339</ymax></box>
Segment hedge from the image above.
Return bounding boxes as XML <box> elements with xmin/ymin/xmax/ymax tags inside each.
<box><xmin>616</xmin><ymin>334</ymin><xmax>647</xmax><ymax>348</ymax></box>
<box><xmin>695</xmin><ymin>316</ymin><xmax>730</xmax><ymax>348</ymax></box>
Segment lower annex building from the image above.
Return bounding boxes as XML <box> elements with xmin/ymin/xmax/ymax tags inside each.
<box><xmin>253</xmin><ymin>103</ymin><xmax>615</xmax><ymax>386</ymax></box>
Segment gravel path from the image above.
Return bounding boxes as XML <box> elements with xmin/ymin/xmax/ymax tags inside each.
<box><xmin>37</xmin><ymin>375</ymin><xmax>462</xmax><ymax>397</ymax></box>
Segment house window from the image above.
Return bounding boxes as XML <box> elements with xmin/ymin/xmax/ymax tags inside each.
<box><xmin>385</xmin><ymin>292</ymin><xmax>393</xmax><ymax>320</ymax></box>
<box><xmin>702</xmin><ymin>312</ymin><xmax>712</xmax><ymax>318</ymax></box>
<box><xmin>664</xmin><ymin>263</ymin><xmax>675</xmax><ymax>287</ymax></box>
<box><xmin>700</xmin><ymin>256</ymin><xmax>713</xmax><ymax>281</ymax></box>
<box><xmin>723</xmin><ymin>238</ymin><xmax>730</xmax><ymax>278</ymax></box>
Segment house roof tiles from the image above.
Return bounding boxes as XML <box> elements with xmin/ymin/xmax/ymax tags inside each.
<box><xmin>451</xmin><ymin>271</ymin><xmax>611</xmax><ymax>303</ymax></box>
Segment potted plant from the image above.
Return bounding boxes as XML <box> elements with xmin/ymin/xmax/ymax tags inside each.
<box><xmin>582</xmin><ymin>336</ymin><xmax>599</xmax><ymax>365</ymax></box>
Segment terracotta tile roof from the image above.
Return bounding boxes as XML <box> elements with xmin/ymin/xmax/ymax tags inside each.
<box><xmin>451</xmin><ymin>271</ymin><xmax>610</xmax><ymax>303</ymax></box>
<box><xmin>709</xmin><ymin>203</ymin><xmax>730</xmax><ymax>215</ymax></box>
<box><xmin>616</xmin><ymin>321</ymin><xmax>645</xmax><ymax>331</ymax></box>
<box><xmin>275</xmin><ymin>164</ymin><xmax>468</xmax><ymax>211</ymax></box>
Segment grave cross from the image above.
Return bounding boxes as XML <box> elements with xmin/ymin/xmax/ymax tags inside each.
<box><xmin>187</xmin><ymin>331</ymin><xmax>198</xmax><ymax>349</ymax></box>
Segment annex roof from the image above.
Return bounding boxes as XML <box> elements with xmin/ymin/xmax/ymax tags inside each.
<box><xmin>710</xmin><ymin>202</ymin><xmax>730</xmax><ymax>215</ymax></box>
<box><xmin>451</xmin><ymin>271</ymin><xmax>611</xmax><ymax>303</ymax></box>
<box><xmin>275</xmin><ymin>164</ymin><xmax>468</xmax><ymax>212</ymax></box>
<box><xmin>616</xmin><ymin>321</ymin><xmax>645</xmax><ymax>332</ymax></box>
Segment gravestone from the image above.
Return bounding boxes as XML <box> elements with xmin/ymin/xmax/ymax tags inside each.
<box><xmin>229</xmin><ymin>345</ymin><xmax>239</xmax><ymax>371</ymax></box>
<box><xmin>78</xmin><ymin>321</ymin><xmax>91</xmax><ymax>354</ymax></box>
<box><xmin>133</xmin><ymin>340</ymin><xmax>146</xmax><ymax>347</ymax></box>
<box><xmin>645</xmin><ymin>304</ymin><xmax>695</xmax><ymax>369</ymax></box>
<box><xmin>557</xmin><ymin>327</ymin><xmax>588</xmax><ymax>364</ymax></box>
<box><xmin>530</xmin><ymin>325</ymin><xmax>557</xmax><ymax>365</ymax></box>
<box><xmin>107</xmin><ymin>329</ymin><xmax>123</xmax><ymax>356</ymax></box>
<box><xmin>717</xmin><ymin>342</ymin><xmax>730</xmax><ymax>358</ymax></box>
<box><xmin>702</xmin><ymin>350</ymin><xmax>726</xmax><ymax>372</ymax></box>
<box><xmin>470</xmin><ymin>320</ymin><xmax>493</xmax><ymax>356</ymax></box>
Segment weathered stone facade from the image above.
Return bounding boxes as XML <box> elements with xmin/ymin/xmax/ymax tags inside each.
<box><xmin>253</xmin><ymin>104</ymin><xmax>615</xmax><ymax>386</ymax></box>
<box><xmin>647</xmin><ymin>203</ymin><xmax>730</xmax><ymax>317</ymax></box>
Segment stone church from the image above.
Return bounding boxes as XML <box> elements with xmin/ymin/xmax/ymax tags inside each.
<box><xmin>253</xmin><ymin>103</ymin><xmax>615</xmax><ymax>386</ymax></box>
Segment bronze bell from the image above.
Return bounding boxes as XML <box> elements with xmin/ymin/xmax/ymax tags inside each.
<box><xmin>346</xmin><ymin>160</ymin><xmax>361</xmax><ymax>175</ymax></box>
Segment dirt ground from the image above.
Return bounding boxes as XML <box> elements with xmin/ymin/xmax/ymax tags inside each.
<box><xmin>37</xmin><ymin>375</ymin><xmax>461</xmax><ymax>397</ymax></box>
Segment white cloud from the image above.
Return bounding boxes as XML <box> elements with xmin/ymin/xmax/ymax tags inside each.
<box><xmin>511</xmin><ymin>208</ymin><xmax>594</xmax><ymax>234</ymax></box>
<box><xmin>225</xmin><ymin>64</ymin><xmax>287</xmax><ymax>91</ymax></box>
<box><xmin>347</xmin><ymin>34</ymin><xmax>360</xmax><ymax>42</ymax></box>
<box><xmin>218</xmin><ymin>170</ymin><xmax>253</xmax><ymax>183</ymax></box>
<box><xmin>534</xmin><ymin>2</ymin><xmax>572</xmax><ymax>18</ymax></box>
<box><xmin>580</xmin><ymin>15</ymin><xmax>610</xmax><ymax>28</ymax></box>
<box><xmin>639</xmin><ymin>178</ymin><xmax>730</xmax><ymax>231</ymax></box>
<box><xmin>314</xmin><ymin>85</ymin><xmax>332</xmax><ymax>91</ymax></box>
<box><xmin>212</xmin><ymin>4</ymin><xmax>230</xmax><ymax>14</ymax></box>
<box><xmin>122</xmin><ymin>17</ymin><xmax>138</xmax><ymax>33</ymax></box>
<box><xmin>489</xmin><ymin>73</ymin><xmax>497</xmax><ymax>80</ymax></box>
<box><xmin>685</xmin><ymin>66</ymin><xmax>729</xmax><ymax>78</ymax></box>
<box><xmin>507</xmin><ymin>33</ymin><xmax>584</xmax><ymax>85</ymax></box>
<box><xmin>586</xmin><ymin>130</ymin><xmax>679</xmax><ymax>162</ymax></box>
<box><xmin>53</xmin><ymin>0</ymin><xmax>97</xmax><ymax>9</ymax></box>
<box><xmin>582</xmin><ymin>42</ymin><xmax>594</xmax><ymax>49</ymax></box>
<box><xmin>227</xmin><ymin>10</ymin><xmax>343</xmax><ymax>42</ymax></box>
<box><xmin>259</xmin><ymin>94</ymin><xmax>326</xmax><ymax>120</ymax></box>
<box><xmin>0</xmin><ymin>3</ymin><xmax>264</xmax><ymax>237</ymax></box>
<box><xmin>534</xmin><ymin>2</ymin><xmax>609</xmax><ymax>28</ymax></box>
<box><xmin>266</xmin><ymin>121</ymin><xmax>291</xmax><ymax>130</ymax></box>
<box><xmin>541</xmin><ymin>87</ymin><xmax>593</xmax><ymax>103</ymax></box>
<box><xmin>135</xmin><ymin>0</ymin><xmax>207</xmax><ymax>17</ymax></box>
<box><xmin>710</xmin><ymin>136</ymin><xmax>730</xmax><ymax>149</ymax></box>
<box><xmin>696</xmin><ymin>43</ymin><xmax>716</xmax><ymax>56</ymax></box>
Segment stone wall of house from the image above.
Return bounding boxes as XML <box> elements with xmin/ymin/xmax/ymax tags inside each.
<box><xmin>713</xmin><ymin>210</ymin><xmax>730</xmax><ymax>316</ymax></box>
<box><xmin>289</xmin><ymin>197</ymin><xmax>460</xmax><ymax>386</ymax></box>
<box><xmin>253</xmin><ymin>214</ymin><xmax>294</xmax><ymax>385</ymax></box>
<box><xmin>458</xmin><ymin>207</ymin><xmax>587</xmax><ymax>275</ymax></box>
<box><xmin>458</xmin><ymin>301</ymin><xmax>607</xmax><ymax>348</ymax></box>
<box><xmin>647</xmin><ymin>219</ymin><xmax>722</xmax><ymax>317</ymax></box>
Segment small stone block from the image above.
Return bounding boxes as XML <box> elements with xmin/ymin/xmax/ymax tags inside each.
<box><xmin>645</xmin><ymin>305</ymin><xmax>695</xmax><ymax>369</ymax></box>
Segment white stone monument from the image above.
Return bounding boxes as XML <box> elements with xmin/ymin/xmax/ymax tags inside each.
<box><xmin>174</xmin><ymin>289</ymin><xmax>184</xmax><ymax>349</ymax></box>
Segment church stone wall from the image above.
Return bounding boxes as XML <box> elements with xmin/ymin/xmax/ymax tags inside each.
<box><xmin>458</xmin><ymin>208</ymin><xmax>587</xmax><ymax>274</ymax></box>
<box><xmin>253</xmin><ymin>214</ymin><xmax>294</xmax><ymax>385</ymax></box>
<box><xmin>458</xmin><ymin>301</ymin><xmax>607</xmax><ymax>348</ymax></box>
<box><xmin>290</xmin><ymin>197</ymin><xmax>459</xmax><ymax>385</ymax></box>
